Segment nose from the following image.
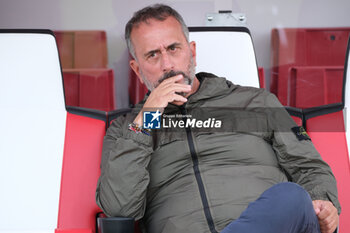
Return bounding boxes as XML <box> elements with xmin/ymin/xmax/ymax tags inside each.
<box><xmin>160</xmin><ymin>52</ymin><xmax>174</xmax><ymax>73</ymax></box>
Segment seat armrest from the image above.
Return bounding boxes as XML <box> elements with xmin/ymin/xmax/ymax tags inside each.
<box><xmin>97</xmin><ymin>216</ymin><xmax>134</xmax><ymax>233</ymax></box>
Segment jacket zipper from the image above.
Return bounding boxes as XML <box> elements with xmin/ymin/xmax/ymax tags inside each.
<box><xmin>180</xmin><ymin>106</ymin><xmax>218</xmax><ymax>233</ymax></box>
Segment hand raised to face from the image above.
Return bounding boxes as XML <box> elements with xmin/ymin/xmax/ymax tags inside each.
<box><xmin>133</xmin><ymin>74</ymin><xmax>192</xmax><ymax>126</ymax></box>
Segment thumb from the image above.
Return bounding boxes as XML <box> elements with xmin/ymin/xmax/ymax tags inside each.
<box><xmin>314</xmin><ymin>207</ymin><xmax>320</xmax><ymax>215</ymax></box>
<box><xmin>312</xmin><ymin>201</ymin><xmax>321</xmax><ymax>215</ymax></box>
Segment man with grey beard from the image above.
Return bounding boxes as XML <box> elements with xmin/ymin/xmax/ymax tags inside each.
<box><xmin>96</xmin><ymin>4</ymin><xmax>340</xmax><ymax>233</ymax></box>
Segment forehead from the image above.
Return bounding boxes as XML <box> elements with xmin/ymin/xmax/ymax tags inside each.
<box><xmin>130</xmin><ymin>16</ymin><xmax>187</xmax><ymax>55</ymax></box>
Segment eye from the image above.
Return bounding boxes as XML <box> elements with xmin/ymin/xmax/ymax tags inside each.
<box><xmin>169</xmin><ymin>45</ymin><xmax>177</xmax><ymax>52</ymax></box>
<box><xmin>147</xmin><ymin>51</ymin><xmax>158</xmax><ymax>60</ymax></box>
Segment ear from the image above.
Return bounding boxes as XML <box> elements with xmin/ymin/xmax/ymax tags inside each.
<box><xmin>130</xmin><ymin>59</ymin><xmax>144</xmax><ymax>84</ymax></box>
<box><xmin>189</xmin><ymin>41</ymin><xmax>197</xmax><ymax>66</ymax></box>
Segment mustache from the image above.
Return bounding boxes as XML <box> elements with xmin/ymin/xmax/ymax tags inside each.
<box><xmin>157</xmin><ymin>70</ymin><xmax>191</xmax><ymax>85</ymax></box>
<box><xmin>157</xmin><ymin>70</ymin><xmax>192</xmax><ymax>97</ymax></box>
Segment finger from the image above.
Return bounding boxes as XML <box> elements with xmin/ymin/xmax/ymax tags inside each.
<box><xmin>156</xmin><ymin>79</ymin><xmax>191</xmax><ymax>91</ymax></box>
<box><xmin>312</xmin><ymin>201</ymin><xmax>321</xmax><ymax>215</ymax></box>
<box><xmin>319</xmin><ymin>218</ymin><xmax>337</xmax><ymax>233</ymax></box>
<box><xmin>156</xmin><ymin>84</ymin><xmax>191</xmax><ymax>96</ymax></box>
<box><xmin>313</xmin><ymin>206</ymin><xmax>321</xmax><ymax>215</ymax></box>
<box><xmin>318</xmin><ymin>212</ymin><xmax>338</xmax><ymax>233</ymax></box>
<box><xmin>167</xmin><ymin>93</ymin><xmax>188</xmax><ymax>103</ymax></box>
<box><xmin>326</xmin><ymin>219</ymin><xmax>338</xmax><ymax>233</ymax></box>
<box><xmin>148</xmin><ymin>83</ymin><xmax>190</xmax><ymax>99</ymax></box>
<box><xmin>319</xmin><ymin>214</ymin><xmax>335</xmax><ymax>228</ymax></box>
<box><xmin>317</xmin><ymin>203</ymin><xmax>335</xmax><ymax>220</ymax></box>
<box><xmin>314</xmin><ymin>208</ymin><xmax>320</xmax><ymax>215</ymax></box>
<box><xmin>145</xmin><ymin>88</ymin><xmax>190</xmax><ymax>109</ymax></box>
<box><xmin>317</xmin><ymin>209</ymin><xmax>330</xmax><ymax>221</ymax></box>
<box><xmin>174</xmin><ymin>75</ymin><xmax>190</xmax><ymax>84</ymax></box>
<box><xmin>165</xmin><ymin>85</ymin><xmax>192</xmax><ymax>95</ymax></box>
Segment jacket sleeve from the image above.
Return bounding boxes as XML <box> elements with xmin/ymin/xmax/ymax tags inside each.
<box><xmin>265</xmin><ymin>92</ymin><xmax>341</xmax><ymax>214</ymax></box>
<box><xmin>96</xmin><ymin>113</ymin><xmax>153</xmax><ymax>220</ymax></box>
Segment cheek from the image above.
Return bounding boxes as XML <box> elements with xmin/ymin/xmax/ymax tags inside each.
<box><xmin>140</xmin><ymin>64</ymin><xmax>162</xmax><ymax>81</ymax></box>
<box><xmin>179</xmin><ymin>53</ymin><xmax>192</xmax><ymax>70</ymax></box>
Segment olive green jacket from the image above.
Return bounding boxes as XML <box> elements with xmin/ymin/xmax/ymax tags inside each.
<box><xmin>96</xmin><ymin>73</ymin><xmax>340</xmax><ymax>233</ymax></box>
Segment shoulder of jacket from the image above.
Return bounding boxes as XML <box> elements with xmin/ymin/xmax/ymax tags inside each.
<box><xmin>231</xmin><ymin>84</ymin><xmax>270</xmax><ymax>99</ymax></box>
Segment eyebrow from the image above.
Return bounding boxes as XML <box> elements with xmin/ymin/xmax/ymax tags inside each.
<box><xmin>144</xmin><ymin>42</ymin><xmax>182</xmax><ymax>58</ymax></box>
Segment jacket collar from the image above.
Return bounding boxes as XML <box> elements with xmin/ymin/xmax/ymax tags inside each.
<box><xmin>187</xmin><ymin>72</ymin><xmax>237</xmax><ymax>104</ymax></box>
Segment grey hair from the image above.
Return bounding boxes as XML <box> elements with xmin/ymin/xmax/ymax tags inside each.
<box><xmin>125</xmin><ymin>4</ymin><xmax>189</xmax><ymax>59</ymax></box>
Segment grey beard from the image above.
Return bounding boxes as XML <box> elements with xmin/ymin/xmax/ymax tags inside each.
<box><xmin>158</xmin><ymin>70</ymin><xmax>192</xmax><ymax>85</ymax></box>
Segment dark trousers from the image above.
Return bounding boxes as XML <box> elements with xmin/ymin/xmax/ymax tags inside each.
<box><xmin>221</xmin><ymin>182</ymin><xmax>321</xmax><ymax>233</ymax></box>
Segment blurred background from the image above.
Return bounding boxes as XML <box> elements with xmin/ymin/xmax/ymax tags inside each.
<box><xmin>1</xmin><ymin>0</ymin><xmax>349</xmax><ymax>109</ymax></box>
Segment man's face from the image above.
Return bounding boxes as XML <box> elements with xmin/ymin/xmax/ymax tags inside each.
<box><xmin>129</xmin><ymin>16</ymin><xmax>196</xmax><ymax>91</ymax></box>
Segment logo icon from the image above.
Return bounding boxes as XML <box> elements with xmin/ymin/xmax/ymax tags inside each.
<box><xmin>143</xmin><ymin>110</ymin><xmax>161</xmax><ymax>129</ymax></box>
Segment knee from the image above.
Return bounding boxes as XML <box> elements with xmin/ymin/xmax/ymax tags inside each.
<box><xmin>267</xmin><ymin>182</ymin><xmax>312</xmax><ymax>207</ymax></box>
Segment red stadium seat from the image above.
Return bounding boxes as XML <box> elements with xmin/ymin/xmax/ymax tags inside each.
<box><xmin>1</xmin><ymin>30</ymin><xmax>69</xmax><ymax>233</ymax></box>
<box><xmin>291</xmin><ymin>116</ymin><xmax>303</xmax><ymax>126</ymax></box>
<box><xmin>56</xmin><ymin>107</ymin><xmax>107</xmax><ymax>233</ymax></box>
<box><xmin>0</xmin><ymin>29</ymin><xmax>132</xmax><ymax>233</ymax></box>
<box><xmin>55</xmin><ymin>31</ymin><xmax>108</xmax><ymax>69</ymax></box>
<box><xmin>285</xmin><ymin>107</ymin><xmax>303</xmax><ymax>126</ymax></box>
<box><xmin>63</xmin><ymin>69</ymin><xmax>116</xmax><ymax>111</ymax></box>
<box><xmin>286</xmin><ymin>103</ymin><xmax>349</xmax><ymax>233</ymax></box>
<box><xmin>55</xmin><ymin>228</ymin><xmax>93</xmax><ymax>233</ymax></box>
<box><xmin>55</xmin><ymin>31</ymin><xmax>115</xmax><ymax>112</ymax></box>
<box><xmin>290</xmin><ymin>66</ymin><xmax>344</xmax><ymax>108</ymax></box>
<box><xmin>270</xmin><ymin>27</ymin><xmax>350</xmax><ymax>107</ymax></box>
<box><xmin>128</xmin><ymin>65</ymin><xmax>148</xmax><ymax>105</ymax></box>
<box><xmin>304</xmin><ymin>107</ymin><xmax>350</xmax><ymax>232</ymax></box>
<box><xmin>283</xmin><ymin>36</ymin><xmax>350</xmax><ymax>232</ymax></box>
<box><xmin>258</xmin><ymin>67</ymin><xmax>265</xmax><ymax>89</ymax></box>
